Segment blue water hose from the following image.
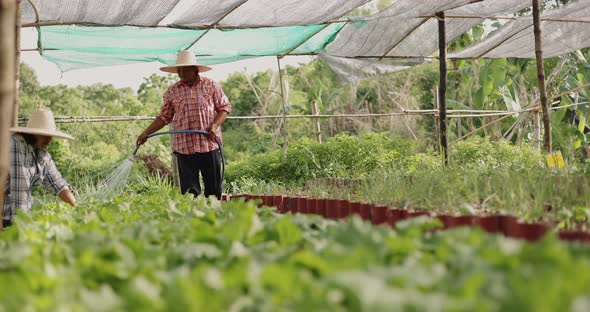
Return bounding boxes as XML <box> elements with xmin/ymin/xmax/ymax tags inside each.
<box><xmin>132</xmin><ymin>130</ymin><xmax>225</xmax><ymax>185</ymax></box>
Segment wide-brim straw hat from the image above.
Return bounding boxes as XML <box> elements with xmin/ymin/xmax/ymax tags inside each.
<box><xmin>10</xmin><ymin>109</ymin><xmax>75</xmax><ymax>140</ymax></box>
<box><xmin>160</xmin><ymin>50</ymin><xmax>212</xmax><ymax>74</ymax></box>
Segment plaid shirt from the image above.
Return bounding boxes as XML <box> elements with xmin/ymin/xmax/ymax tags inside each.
<box><xmin>157</xmin><ymin>75</ymin><xmax>232</xmax><ymax>154</ymax></box>
<box><xmin>3</xmin><ymin>134</ymin><xmax>70</xmax><ymax>221</ymax></box>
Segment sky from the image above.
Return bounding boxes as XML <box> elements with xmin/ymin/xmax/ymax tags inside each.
<box><xmin>20</xmin><ymin>28</ymin><xmax>314</xmax><ymax>92</ymax></box>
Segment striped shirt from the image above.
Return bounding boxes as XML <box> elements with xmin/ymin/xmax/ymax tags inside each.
<box><xmin>157</xmin><ymin>75</ymin><xmax>232</xmax><ymax>154</ymax></box>
<box><xmin>3</xmin><ymin>134</ymin><xmax>70</xmax><ymax>221</ymax></box>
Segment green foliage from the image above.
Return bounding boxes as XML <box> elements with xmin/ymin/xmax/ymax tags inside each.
<box><xmin>1</xmin><ymin>182</ymin><xmax>590</xmax><ymax>311</ymax></box>
<box><xmin>451</xmin><ymin>137</ymin><xmax>544</xmax><ymax>172</ymax></box>
<box><xmin>135</xmin><ymin>74</ymin><xmax>176</xmax><ymax>115</ymax></box>
<box><xmin>226</xmin><ymin>133</ymin><xmax>547</xmax><ymax>188</ymax></box>
<box><xmin>226</xmin><ymin>132</ymin><xmax>426</xmax><ymax>185</ymax></box>
<box><xmin>221</xmin><ymin>71</ymin><xmax>270</xmax><ymax>117</ymax></box>
<box><xmin>222</xmin><ymin>123</ymin><xmax>277</xmax><ymax>162</ymax></box>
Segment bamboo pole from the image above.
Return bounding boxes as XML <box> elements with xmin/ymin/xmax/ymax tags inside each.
<box><xmin>276</xmin><ymin>57</ymin><xmax>288</xmax><ymax>160</ymax></box>
<box><xmin>1</xmin><ymin>0</ymin><xmax>18</xmax><ymax>231</ymax></box>
<box><xmin>532</xmin><ymin>0</ymin><xmax>551</xmax><ymax>152</ymax></box>
<box><xmin>452</xmin><ymin>59</ymin><xmax>462</xmax><ymax>138</ymax></box>
<box><xmin>18</xmin><ymin>99</ymin><xmax>587</xmax><ymax>124</ymax></box>
<box><xmin>433</xmin><ymin>86</ymin><xmax>440</xmax><ymax>154</ymax></box>
<box><xmin>533</xmin><ymin>109</ymin><xmax>541</xmax><ymax>149</ymax></box>
<box><xmin>13</xmin><ymin>0</ymin><xmax>20</xmax><ymax>127</ymax></box>
<box><xmin>168</xmin><ymin>124</ymin><xmax>180</xmax><ymax>188</ymax></box>
<box><xmin>436</xmin><ymin>11</ymin><xmax>448</xmax><ymax>165</ymax></box>
<box><xmin>311</xmin><ymin>100</ymin><xmax>322</xmax><ymax>143</ymax></box>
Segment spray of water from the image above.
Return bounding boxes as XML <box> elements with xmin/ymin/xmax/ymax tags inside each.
<box><xmin>94</xmin><ymin>157</ymin><xmax>136</xmax><ymax>201</ymax></box>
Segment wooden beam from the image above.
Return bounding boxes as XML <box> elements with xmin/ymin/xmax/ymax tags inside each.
<box><xmin>14</xmin><ymin>0</ymin><xmax>20</xmax><ymax>127</ymax></box>
<box><xmin>276</xmin><ymin>57</ymin><xmax>288</xmax><ymax>160</ymax></box>
<box><xmin>532</xmin><ymin>0</ymin><xmax>551</xmax><ymax>152</ymax></box>
<box><xmin>436</xmin><ymin>11</ymin><xmax>448</xmax><ymax>165</ymax></box>
<box><xmin>1</xmin><ymin>0</ymin><xmax>18</xmax><ymax>231</ymax></box>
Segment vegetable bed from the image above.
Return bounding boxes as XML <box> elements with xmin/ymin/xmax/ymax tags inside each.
<box><xmin>1</xmin><ymin>188</ymin><xmax>590</xmax><ymax>311</ymax></box>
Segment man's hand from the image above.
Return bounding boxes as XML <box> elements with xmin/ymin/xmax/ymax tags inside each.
<box><xmin>207</xmin><ymin>123</ymin><xmax>219</xmax><ymax>141</ymax></box>
<box><xmin>136</xmin><ymin>132</ymin><xmax>148</xmax><ymax>145</ymax></box>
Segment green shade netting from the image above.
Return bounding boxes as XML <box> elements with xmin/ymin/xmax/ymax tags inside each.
<box><xmin>189</xmin><ymin>23</ymin><xmax>344</xmax><ymax>57</ymax></box>
<box><xmin>292</xmin><ymin>23</ymin><xmax>343</xmax><ymax>54</ymax></box>
<box><xmin>39</xmin><ymin>23</ymin><xmax>343</xmax><ymax>71</ymax></box>
<box><xmin>41</xmin><ymin>25</ymin><xmax>203</xmax><ymax>71</ymax></box>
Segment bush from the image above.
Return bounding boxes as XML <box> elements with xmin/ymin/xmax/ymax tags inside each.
<box><xmin>225</xmin><ymin>133</ymin><xmax>430</xmax><ymax>185</ymax></box>
<box><xmin>450</xmin><ymin>137</ymin><xmax>544</xmax><ymax>172</ymax></box>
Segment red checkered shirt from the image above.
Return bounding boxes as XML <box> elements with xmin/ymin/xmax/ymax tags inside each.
<box><xmin>157</xmin><ymin>76</ymin><xmax>232</xmax><ymax>154</ymax></box>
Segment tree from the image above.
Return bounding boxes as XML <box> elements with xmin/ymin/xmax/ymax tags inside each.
<box><xmin>18</xmin><ymin>63</ymin><xmax>41</xmax><ymax>115</ymax></box>
<box><xmin>137</xmin><ymin>74</ymin><xmax>176</xmax><ymax>115</ymax></box>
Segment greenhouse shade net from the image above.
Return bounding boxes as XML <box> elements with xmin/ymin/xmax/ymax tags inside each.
<box><xmin>170</xmin><ymin>0</ymin><xmax>371</xmax><ymax>28</ymax></box>
<box><xmin>319</xmin><ymin>53</ymin><xmax>427</xmax><ymax>84</ymax></box>
<box><xmin>38</xmin><ymin>23</ymin><xmax>343</xmax><ymax>71</ymax></box>
<box><xmin>38</xmin><ymin>25</ymin><xmax>203</xmax><ymax>71</ymax></box>
<box><xmin>449</xmin><ymin>0</ymin><xmax>590</xmax><ymax>59</ymax></box>
<box><xmin>22</xmin><ymin>0</ymin><xmax>180</xmax><ymax>26</ymax></box>
<box><xmin>324</xmin><ymin>0</ymin><xmax>531</xmax><ymax>58</ymax></box>
<box><xmin>22</xmin><ymin>0</ymin><xmax>590</xmax><ymax>79</ymax></box>
<box><xmin>188</xmin><ymin>23</ymin><xmax>344</xmax><ymax>57</ymax></box>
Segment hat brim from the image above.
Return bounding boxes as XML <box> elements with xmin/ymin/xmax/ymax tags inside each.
<box><xmin>10</xmin><ymin>127</ymin><xmax>75</xmax><ymax>140</ymax></box>
<box><xmin>160</xmin><ymin>64</ymin><xmax>212</xmax><ymax>74</ymax></box>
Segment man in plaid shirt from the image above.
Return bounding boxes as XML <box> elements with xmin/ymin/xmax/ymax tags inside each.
<box><xmin>137</xmin><ymin>51</ymin><xmax>231</xmax><ymax>199</ymax></box>
<box><xmin>3</xmin><ymin>109</ymin><xmax>76</xmax><ymax>228</ymax></box>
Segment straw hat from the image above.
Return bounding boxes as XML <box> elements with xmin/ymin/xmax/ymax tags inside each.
<box><xmin>10</xmin><ymin>109</ymin><xmax>75</xmax><ymax>140</ymax></box>
<box><xmin>160</xmin><ymin>50</ymin><xmax>212</xmax><ymax>74</ymax></box>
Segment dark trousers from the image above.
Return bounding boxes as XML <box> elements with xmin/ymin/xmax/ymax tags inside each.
<box><xmin>175</xmin><ymin>149</ymin><xmax>222</xmax><ymax>199</ymax></box>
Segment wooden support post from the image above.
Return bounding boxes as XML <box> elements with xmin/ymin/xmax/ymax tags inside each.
<box><xmin>1</xmin><ymin>0</ymin><xmax>18</xmax><ymax>231</ymax></box>
<box><xmin>452</xmin><ymin>59</ymin><xmax>462</xmax><ymax>138</ymax></box>
<box><xmin>311</xmin><ymin>100</ymin><xmax>322</xmax><ymax>143</ymax></box>
<box><xmin>433</xmin><ymin>86</ymin><xmax>440</xmax><ymax>154</ymax></box>
<box><xmin>436</xmin><ymin>11</ymin><xmax>449</xmax><ymax>165</ymax></box>
<box><xmin>277</xmin><ymin>57</ymin><xmax>288</xmax><ymax>160</ymax></box>
<box><xmin>13</xmin><ymin>0</ymin><xmax>20</xmax><ymax>127</ymax></box>
<box><xmin>532</xmin><ymin>0</ymin><xmax>552</xmax><ymax>152</ymax></box>
<box><xmin>533</xmin><ymin>109</ymin><xmax>541</xmax><ymax>150</ymax></box>
<box><xmin>169</xmin><ymin>124</ymin><xmax>180</xmax><ymax>188</ymax></box>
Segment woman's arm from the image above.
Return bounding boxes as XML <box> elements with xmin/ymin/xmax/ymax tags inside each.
<box><xmin>58</xmin><ymin>188</ymin><xmax>76</xmax><ymax>206</ymax></box>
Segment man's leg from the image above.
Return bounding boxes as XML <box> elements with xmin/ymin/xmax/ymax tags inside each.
<box><xmin>175</xmin><ymin>152</ymin><xmax>201</xmax><ymax>196</ymax></box>
<box><xmin>199</xmin><ymin>149</ymin><xmax>222</xmax><ymax>199</ymax></box>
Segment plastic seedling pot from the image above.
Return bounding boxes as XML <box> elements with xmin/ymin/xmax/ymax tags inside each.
<box><xmin>281</xmin><ymin>196</ymin><xmax>291</xmax><ymax>213</ymax></box>
<box><xmin>405</xmin><ymin>211</ymin><xmax>430</xmax><ymax>219</ymax></box>
<box><xmin>359</xmin><ymin>203</ymin><xmax>372</xmax><ymax>221</ymax></box>
<box><xmin>453</xmin><ymin>215</ymin><xmax>476</xmax><ymax>227</ymax></box>
<box><xmin>386</xmin><ymin>209</ymin><xmax>404</xmax><ymax>227</ymax></box>
<box><xmin>558</xmin><ymin>230</ymin><xmax>590</xmax><ymax>243</ymax></box>
<box><xmin>371</xmin><ymin>205</ymin><xmax>388</xmax><ymax>225</ymax></box>
<box><xmin>516</xmin><ymin>222</ymin><xmax>549</xmax><ymax>242</ymax></box>
<box><xmin>307</xmin><ymin>198</ymin><xmax>317</xmax><ymax>215</ymax></box>
<box><xmin>289</xmin><ymin>197</ymin><xmax>299</xmax><ymax>214</ymax></box>
<box><xmin>436</xmin><ymin>215</ymin><xmax>455</xmax><ymax>229</ymax></box>
<box><xmin>338</xmin><ymin>200</ymin><xmax>350</xmax><ymax>219</ymax></box>
<box><xmin>272</xmin><ymin>195</ymin><xmax>283</xmax><ymax>211</ymax></box>
<box><xmin>297</xmin><ymin>197</ymin><xmax>308</xmax><ymax>214</ymax></box>
<box><xmin>316</xmin><ymin>198</ymin><xmax>327</xmax><ymax>217</ymax></box>
<box><xmin>478</xmin><ymin>215</ymin><xmax>501</xmax><ymax>233</ymax></box>
<box><xmin>499</xmin><ymin>215</ymin><xmax>519</xmax><ymax>237</ymax></box>
<box><xmin>325</xmin><ymin>199</ymin><xmax>340</xmax><ymax>219</ymax></box>
<box><xmin>348</xmin><ymin>202</ymin><xmax>361</xmax><ymax>217</ymax></box>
